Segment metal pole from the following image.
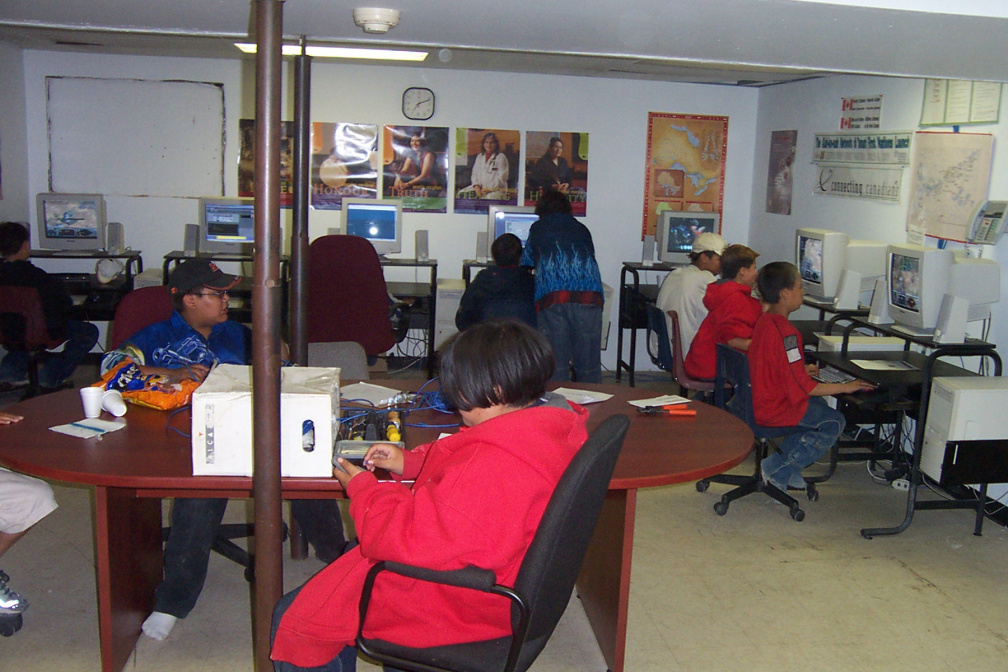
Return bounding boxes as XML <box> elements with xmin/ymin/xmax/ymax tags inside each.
<box><xmin>290</xmin><ymin>37</ymin><xmax>311</xmax><ymax>367</ymax></box>
<box><xmin>252</xmin><ymin>1</ymin><xmax>284</xmax><ymax>669</ymax></box>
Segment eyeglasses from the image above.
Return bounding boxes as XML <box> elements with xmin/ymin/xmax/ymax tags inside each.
<box><xmin>198</xmin><ymin>290</ymin><xmax>230</xmax><ymax>299</ymax></box>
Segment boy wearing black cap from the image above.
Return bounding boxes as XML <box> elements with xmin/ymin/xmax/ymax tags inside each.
<box><xmin>101</xmin><ymin>258</ymin><xmax>348</xmax><ymax>642</ymax></box>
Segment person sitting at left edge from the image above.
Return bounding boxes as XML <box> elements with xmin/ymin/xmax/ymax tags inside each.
<box><xmin>0</xmin><ymin>221</ymin><xmax>99</xmax><ymax>393</ymax></box>
<box><xmin>0</xmin><ymin>411</ymin><xmax>59</xmax><ymax>623</ymax></box>
<box><xmin>100</xmin><ymin>257</ymin><xmax>349</xmax><ymax>642</ymax></box>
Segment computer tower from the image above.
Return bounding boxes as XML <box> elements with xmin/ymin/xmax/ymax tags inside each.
<box><xmin>921</xmin><ymin>377</ymin><xmax>1008</xmax><ymax>485</ymax></box>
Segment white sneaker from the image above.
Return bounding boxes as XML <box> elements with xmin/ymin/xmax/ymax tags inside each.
<box><xmin>0</xmin><ymin>570</ymin><xmax>28</xmax><ymax>614</ymax></box>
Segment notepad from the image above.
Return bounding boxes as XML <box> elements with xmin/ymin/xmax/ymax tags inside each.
<box><xmin>850</xmin><ymin>359</ymin><xmax>918</xmax><ymax>372</ymax></box>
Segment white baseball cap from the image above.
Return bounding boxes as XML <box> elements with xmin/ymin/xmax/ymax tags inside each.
<box><xmin>692</xmin><ymin>232</ymin><xmax>728</xmax><ymax>255</ymax></box>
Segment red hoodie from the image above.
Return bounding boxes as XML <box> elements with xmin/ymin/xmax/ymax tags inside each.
<box><xmin>683</xmin><ymin>280</ymin><xmax>762</xmax><ymax>380</ymax></box>
<box><xmin>271</xmin><ymin>401</ymin><xmax>589</xmax><ymax>668</ymax></box>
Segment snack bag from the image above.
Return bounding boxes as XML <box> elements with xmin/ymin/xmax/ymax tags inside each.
<box><xmin>94</xmin><ymin>360</ymin><xmax>201</xmax><ymax>410</ymax></box>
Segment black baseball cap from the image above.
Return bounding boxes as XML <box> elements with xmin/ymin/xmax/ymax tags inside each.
<box><xmin>169</xmin><ymin>258</ymin><xmax>241</xmax><ymax>295</ymax></box>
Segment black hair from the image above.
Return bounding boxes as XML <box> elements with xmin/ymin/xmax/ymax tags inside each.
<box><xmin>756</xmin><ymin>261</ymin><xmax>801</xmax><ymax>305</ymax></box>
<box><xmin>438</xmin><ymin>319</ymin><xmax>555</xmax><ymax>412</ymax></box>
<box><xmin>719</xmin><ymin>244</ymin><xmax>759</xmax><ymax>281</ymax></box>
<box><xmin>541</xmin><ymin>136</ymin><xmax>563</xmax><ymax>159</ymax></box>
<box><xmin>534</xmin><ymin>188</ymin><xmax>572</xmax><ymax>216</ymax></box>
<box><xmin>490</xmin><ymin>233</ymin><xmax>523</xmax><ymax>266</ymax></box>
<box><xmin>170</xmin><ymin>287</ymin><xmax>202</xmax><ymax>312</ymax></box>
<box><xmin>0</xmin><ymin>221</ymin><xmax>29</xmax><ymax>258</ymax></box>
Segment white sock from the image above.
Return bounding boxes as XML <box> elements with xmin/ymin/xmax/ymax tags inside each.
<box><xmin>142</xmin><ymin>611</ymin><xmax>178</xmax><ymax>641</ymax></box>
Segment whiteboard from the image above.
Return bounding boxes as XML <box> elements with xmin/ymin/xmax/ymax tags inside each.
<box><xmin>46</xmin><ymin>76</ymin><xmax>225</xmax><ymax>197</ymax></box>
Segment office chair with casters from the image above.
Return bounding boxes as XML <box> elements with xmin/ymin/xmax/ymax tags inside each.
<box><xmin>110</xmin><ymin>285</ymin><xmax>286</xmax><ymax>579</ymax></box>
<box><xmin>0</xmin><ymin>286</ymin><xmax>68</xmax><ymax>398</ymax></box>
<box><xmin>644</xmin><ymin>303</ymin><xmax>714</xmax><ymax>399</ymax></box>
<box><xmin>307</xmin><ymin>235</ymin><xmax>404</xmax><ymax>360</ymax></box>
<box><xmin>356</xmin><ymin>414</ymin><xmax>631</xmax><ymax>672</ymax></box>
<box><xmin>695</xmin><ymin>343</ymin><xmax>814</xmax><ymax>521</ymax></box>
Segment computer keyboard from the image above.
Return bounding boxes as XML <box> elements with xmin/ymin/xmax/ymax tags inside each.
<box><xmin>813</xmin><ymin>365</ymin><xmax>856</xmax><ymax>384</ymax></box>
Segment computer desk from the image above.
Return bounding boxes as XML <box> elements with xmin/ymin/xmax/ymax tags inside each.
<box><xmin>0</xmin><ymin>382</ymin><xmax>752</xmax><ymax>672</ymax></box>
<box><xmin>811</xmin><ymin>316</ymin><xmax>1002</xmax><ymax>538</ymax></box>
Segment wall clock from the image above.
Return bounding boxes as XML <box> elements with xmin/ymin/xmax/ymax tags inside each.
<box><xmin>402</xmin><ymin>87</ymin><xmax>435</xmax><ymax>121</ymax></box>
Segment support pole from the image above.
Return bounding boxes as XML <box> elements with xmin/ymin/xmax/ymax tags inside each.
<box><xmin>252</xmin><ymin>1</ymin><xmax>284</xmax><ymax>670</ymax></box>
<box><xmin>290</xmin><ymin>37</ymin><xmax>311</xmax><ymax>367</ymax></box>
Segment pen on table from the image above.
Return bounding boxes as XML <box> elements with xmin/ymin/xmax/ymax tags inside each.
<box><xmin>639</xmin><ymin>405</ymin><xmax>697</xmax><ymax>416</ymax></box>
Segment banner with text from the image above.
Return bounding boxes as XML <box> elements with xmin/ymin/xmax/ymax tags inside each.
<box><xmin>812</xmin><ymin>131</ymin><xmax>912</xmax><ymax>165</ymax></box>
<box><xmin>814</xmin><ymin>165</ymin><xmax>902</xmax><ymax>202</ymax></box>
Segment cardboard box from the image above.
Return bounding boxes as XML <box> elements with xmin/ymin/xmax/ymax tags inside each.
<box><xmin>191</xmin><ymin>364</ymin><xmax>340</xmax><ymax>477</ymax></box>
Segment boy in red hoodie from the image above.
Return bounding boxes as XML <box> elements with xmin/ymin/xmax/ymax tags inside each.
<box><xmin>684</xmin><ymin>244</ymin><xmax>761</xmax><ymax>380</ymax></box>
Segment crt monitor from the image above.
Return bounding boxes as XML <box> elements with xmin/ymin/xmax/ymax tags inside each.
<box><xmin>198</xmin><ymin>197</ymin><xmax>255</xmax><ymax>255</ymax></box>
<box><xmin>655</xmin><ymin>211</ymin><xmax>720</xmax><ymax>265</ymax></box>
<box><xmin>487</xmin><ymin>205</ymin><xmax>538</xmax><ymax>248</ymax></box>
<box><xmin>35</xmin><ymin>192</ymin><xmax>107</xmax><ymax>251</ymax></box>
<box><xmin>887</xmin><ymin>244</ymin><xmax>953</xmax><ymax>336</ymax></box>
<box><xmin>795</xmin><ymin>228</ymin><xmax>849</xmax><ymax>300</ymax></box>
<box><xmin>948</xmin><ymin>255</ymin><xmax>1001</xmax><ymax>322</ymax></box>
<box><xmin>341</xmin><ymin>198</ymin><xmax>403</xmax><ymax>256</ymax></box>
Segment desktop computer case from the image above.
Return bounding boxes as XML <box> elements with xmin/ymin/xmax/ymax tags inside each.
<box><xmin>191</xmin><ymin>364</ymin><xmax>340</xmax><ymax>477</ymax></box>
<box><xmin>921</xmin><ymin>377</ymin><xmax>1008</xmax><ymax>484</ymax></box>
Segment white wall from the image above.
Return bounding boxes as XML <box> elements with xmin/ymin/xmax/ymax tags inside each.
<box><xmin>11</xmin><ymin>49</ymin><xmax>761</xmax><ymax>370</ymax></box>
<box><xmin>751</xmin><ymin>74</ymin><xmax>1008</xmax><ymax>353</ymax></box>
<box><xmin>0</xmin><ymin>42</ymin><xmax>29</xmax><ymax>222</ymax></box>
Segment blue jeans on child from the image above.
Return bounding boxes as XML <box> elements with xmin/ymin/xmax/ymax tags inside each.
<box><xmin>271</xmin><ymin>585</ymin><xmax>358</xmax><ymax>672</ymax></box>
<box><xmin>0</xmin><ymin>319</ymin><xmax>98</xmax><ymax>388</ymax></box>
<box><xmin>536</xmin><ymin>303</ymin><xmax>602</xmax><ymax>383</ymax></box>
<box><xmin>761</xmin><ymin>397</ymin><xmax>845</xmax><ymax>488</ymax></box>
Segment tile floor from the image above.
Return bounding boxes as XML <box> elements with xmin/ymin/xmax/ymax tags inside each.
<box><xmin>3</xmin><ymin>370</ymin><xmax>1008</xmax><ymax>671</ymax></box>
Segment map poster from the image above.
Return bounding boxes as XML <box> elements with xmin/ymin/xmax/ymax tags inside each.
<box><xmin>766</xmin><ymin>130</ymin><xmax>797</xmax><ymax>215</ymax></box>
<box><xmin>382</xmin><ymin>125</ymin><xmax>449</xmax><ymax>213</ymax></box>
<box><xmin>905</xmin><ymin>131</ymin><xmax>993</xmax><ymax>242</ymax></box>
<box><xmin>310</xmin><ymin>122</ymin><xmax>379</xmax><ymax>210</ymax></box>
<box><xmin>641</xmin><ymin>113</ymin><xmax>728</xmax><ymax>238</ymax></box>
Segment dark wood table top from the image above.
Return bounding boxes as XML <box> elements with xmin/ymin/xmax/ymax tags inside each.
<box><xmin>0</xmin><ymin>382</ymin><xmax>753</xmax><ymax>494</ymax></box>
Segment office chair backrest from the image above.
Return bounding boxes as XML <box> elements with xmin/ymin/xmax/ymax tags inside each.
<box><xmin>509</xmin><ymin>413</ymin><xmax>629</xmax><ymax>668</ymax></box>
<box><xmin>0</xmin><ymin>286</ymin><xmax>63</xmax><ymax>351</ymax></box>
<box><xmin>109</xmin><ymin>285</ymin><xmax>173</xmax><ymax>350</ymax></box>
<box><xmin>646</xmin><ymin>303</ymin><xmax>714</xmax><ymax>393</ymax></box>
<box><xmin>307</xmin><ymin>235</ymin><xmax>397</xmax><ymax>357</ymax></box>
<box><xmin>715</xmin><ymin>342</ymin><xmax>759</xmax><ymax>426</ymax></box>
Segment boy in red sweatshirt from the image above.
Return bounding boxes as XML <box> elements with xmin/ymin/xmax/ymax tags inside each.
<box><xmin>684</xmin><ymin>244</ymin><xmax>761</xmax><ymax>380</ymax></box>
<box><xmin>748</xmin><ymin>262</ymin><xmax>873</xmax><ymax>490</ymax></box>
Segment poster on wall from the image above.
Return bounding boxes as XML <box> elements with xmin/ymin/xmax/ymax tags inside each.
<box><xmin>839</xmin><ymin>95</ymin><xmax>882</xmax><ymax>129</ymax></box>
<box><xmin>381</xmin><ymin>125</ymin><xmax>449</xmax><ymax>213</ymax></box>
<box><xmin>641</xmin><ymin>113</ymin><xmax>728</xmax><ymax>239</ymax></box>
<box><xmin>310</xmin><ymin>122</ymin><xmax>379</xmax><ymax>210</ymax></box>
<box><xmin>454</xmin><ymin>128</ymin><xmax>520</xmax><ymax>215</ymax></box>
<box><xmin>906</xmin><ymin>131</ymin><xmax>994</xmax><ymax>241</ymax></box>
<box><xmin>523</xmin><ymin>131</ymin><xmax>589</xmax><ymax>216</ymax></box>
<box><xmin>766</xmin><ymin>130</ymin><xmax>797</xmax><ymax>215</ymax></box>
<box><xmin>238</xmin><ymin>119</ymin><xmax>294</xmax><ymax>207</ymax></box>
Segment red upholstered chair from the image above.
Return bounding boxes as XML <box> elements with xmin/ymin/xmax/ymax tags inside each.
<box><xmin>645</xmin><ymin>303</ymin><xmax>715</xmax><ymax>399</ymax></box>
<box><xmin>307</xmin><ymin>234</ymin><xmax>398</xmax><ymax>358</ymax></box>
<box><xmin>0</xmin><ymin>286</ymin><xmax>68</xmax><ymax>398</ymax></box>
<box><xmin>109</xmin><ymin>285</ymin><xmax>173</xmax><ymax>349</ymax></box>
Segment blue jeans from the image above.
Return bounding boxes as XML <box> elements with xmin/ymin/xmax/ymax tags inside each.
<box><xmin>0</xmin><ymin>319</ymin><xmax>98</xmax><ymax>388</ymax></box>
<box><xmin>537</xmin><ymin>303</ymin><xmax>602</xmax><ymax>383</ymax></box>
<box><xmin>761</xmin><ymin>397</ymin><xmax>845</xmax><ymax>486</ymax></box>
<box><xmin>271</xmin><ymin>585</ymin><xmax>358</xmax><ymax>672</ymax></box>
<box><xmin>154</xmin><ymin>498</ymin><xmax>347</xmax><ymax>618</ymax></box>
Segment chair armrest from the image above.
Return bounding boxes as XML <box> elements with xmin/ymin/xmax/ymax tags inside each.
<box><xmin>379</xmin><ymin>561</ymin><xmax>497</xmax><ymax>590</ymax></box>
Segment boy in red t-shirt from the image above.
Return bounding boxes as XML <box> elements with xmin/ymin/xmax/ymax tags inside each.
<box><xmin>748</xmin><ymin>262</ymin><xmax>873</xmax><ymax>490</ymax></box>
<box><xmin>684</xmin><ymin>244</ymin><xmax>762</xmax><ymax>380</ymax></box>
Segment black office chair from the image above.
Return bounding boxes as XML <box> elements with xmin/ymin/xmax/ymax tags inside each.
<box><xmin>356</xmin><ymin>414</ymin><xmax>631</xmax><ymax>672</ymax></box>
<box><xmin>645</xmin><ymin>303</ymin><xmax>715</xmax><ymax>400</ymax></box>
<box><xmin>696</xmin><ymin>344</ymin><xmax>814</xmax><ymax>521</ymax></box>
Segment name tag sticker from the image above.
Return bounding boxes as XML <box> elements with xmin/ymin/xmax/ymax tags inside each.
<box><xmin>783</xmin><ymin>334</ymin><xmax>802</xmax><ymax>363</ymax></box>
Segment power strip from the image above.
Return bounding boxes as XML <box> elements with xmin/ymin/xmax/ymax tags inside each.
<box><xmin>892</xmin><ymin>478</ymin><xmax>910</xmax><ymax>491</ymax></box>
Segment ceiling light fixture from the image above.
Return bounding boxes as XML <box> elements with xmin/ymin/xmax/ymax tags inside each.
<box><xmin>352</xmin><ymin>7</ymin><xmax>401</xmax><ymax>34</ymax></box>
<box><xmin>234</xmin><ymin>43</ymin><xmax>426</xmax><ymax>61</ymax></box>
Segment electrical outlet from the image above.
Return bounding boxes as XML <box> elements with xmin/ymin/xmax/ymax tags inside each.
<box><xmin>892</xmin><ymin>478</ymin><xmax>910</xmax><ymax>491</ymax></box>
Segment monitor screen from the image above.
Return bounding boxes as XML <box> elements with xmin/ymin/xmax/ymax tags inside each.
<box><xmin>341</xmin><ymin>198</ymin><xmax>402</xmax><ymax>256</ymax></box>
<box><xmin>889</xmin><ymin>252</ymin><xmax>921</xmax><ymax>314</ymax></box>
<box><xmin>35</xmin><ymin>192</ymin><xmax>106</xmax><ymax>251</ymax></box>
<box><xmin>488</xmin><ymin>206</ymin><xmax>537</xmax><ymax>248</ymax></box>
<box><xmin>655</xmin><ymin>211</ymin><xmax>719</xmax><ymax>264</ymax></box>
<box><xmin>798</xmin><ymin>236</ymin><xmax>824</xmax><ymax>286</ymax></box>
<box><xmin>198</xmin><ymin>197</ymin><xmax>255</xmax><ymax>255</ymax></box>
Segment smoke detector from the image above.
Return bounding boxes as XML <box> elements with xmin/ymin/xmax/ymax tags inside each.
<box><xmin>353</xmin><ymin>7</ymin><xmax>401</xmax><ymax>34</ymax></box>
